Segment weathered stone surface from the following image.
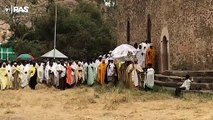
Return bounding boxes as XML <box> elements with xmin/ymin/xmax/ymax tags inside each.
<box><xmin>154</xmin><ymin>80</ymin><xmax>181</xmax><ymax>87</ymax></box>
<box><xmin>190</xmin><ymin>83</ymin><xmax>213</xmax><ymax>90</ymax></box>
<box><xmin>163</xmin><ymin>70</ymin><xmax>213</xmax><ymax>77</ymax></box>
<box><xmin>183</xmin><ymin>90</ymin><xmax>213</xmax><ymax>95</ymax></box>
<box><xmin>155</xmin><ymin>74</ymin><xmax>213</xmax><ymax>83</ymax></box>
<box><xmin>116</xmin><ymin>0</ymin><xmax>213</xmax><ymax>71</ymax></box>
<box><xmin>155</xmin><ymin>80</ymin><xmax>213</xmax><ymax>90</ymax></box>
<box><xmin>155</xmin><ymin>74</ymin><xmax>184</xmax><ymax>82</ymax></box>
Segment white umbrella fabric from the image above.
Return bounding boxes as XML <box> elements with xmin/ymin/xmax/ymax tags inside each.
<box><xmin>112</xmin><ymin>44</ymin><xmax>137</xmax><ymax>61</ymax></box>
<box><xmin>41</xmin><ymin>49</ymin><xmax>68</xmax><ymax>59</ymax></box>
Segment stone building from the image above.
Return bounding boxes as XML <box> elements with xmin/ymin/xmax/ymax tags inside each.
<box><xmin>115</xmin><ymin>0</ymin><xmax>213</xmax><ymax>73</ymax></box>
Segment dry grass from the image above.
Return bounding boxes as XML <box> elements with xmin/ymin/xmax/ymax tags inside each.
<box><xmin>0</xmin><ymin>84</ymin><xmax>212</xmax><ymax>120</ymax></box>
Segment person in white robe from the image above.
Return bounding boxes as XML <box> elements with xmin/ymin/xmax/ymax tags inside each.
<box><xmin>42</xmin><ymin>63</ymin><xmax>46</xmax><ymax>83</ymax></box>
<box><xmin>140</xmin><ymin>42</ymin><xmax>148</xmax><ymax>68</ymax></box>
<box><xmin>95</xmin><ymin>56</ymin><xmax>102</xmax><ymax>70</ymax></box>
<box><xmin>6</xmin><ymin>62</ymin><xmax>13</xmax><ymax>88</ymax></box>
<box><xmin>71</xmin><ymin>61</ymin><xmax>78</xmax><ymax>85</ymax></box>
<box><xmin>21</xmin><ymin>62</ymin><xmax>30</xmax><ymax>88</ymax></box>
<box><xmin>52</xmin><ymin>61</ymin><xmax>60</xmax><ymax>87</ymax></box>
<box><xmin>140</xmin><ymin>42</ymin><xmax>147</xmax><ymax>52</ymax></box>
<box><xmin>140</xmin><ymin>41</ymin><xmax>150</xmax><ymax>54</ymax></box>
<box><xmin>143</xmin><ymin>64</ymin><xmax>155</xmax><ymax>91</ymax></box>
<box><xmin>19</xmin><ymin>63</ymin><xmax>24</xmax><ymax>84</ymax></box>
<box><xmin>105</xmin><ymin>58</ymin><xmax>118</xmax><ymax>86</ymax></box>
<box><xmin>47</xmin><ymin>61</ymin><xmax>55</xmax><ymax>87</ymax></box>
<box><xmin>45</xmin><ymin>62</ymin><xmax>50</xmax><ymax>84</ymax></box>
<box><xmin>175</xmin><ymin>75</ymin><xmax>193</xmax><ymax>97</ymax></box>
<box><xmin>58</xmin><ymin>62</ymin><xmax>66</xmax><ymax>90</ymax></box>
<box><xmin>83</xmin><ymin>62</ymin><xmax>88</xmax><ymax>84</ymax></box>
<box><xmin>75</xmin><ymin>62</ymin><xmax>84</xmax><ymax>86</ymax></box>
<box><xmin>37</xmin><ymin>62</ymin><xmax>44</xmax><ymax>83</ymax></box>
<box><xmin>136</xmin><ymin>45</ymin><xmax>144</xmax><ymax>68</ymax></box>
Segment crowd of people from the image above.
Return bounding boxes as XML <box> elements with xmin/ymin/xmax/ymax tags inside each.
<box><xmin>0</xmin><ymin>41</ymin><xmax>157</xmax><ymax>91</ymax></box>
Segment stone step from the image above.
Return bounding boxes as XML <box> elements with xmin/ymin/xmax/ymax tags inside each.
<box><xmin>163</xmin><ymin>70</ymin><xmax>213</xmax><ymax>77</ymax></box>
<box><xmin>154</xmin><ymin>80</ymin><xmax>181</xmax><ymax>87</ymax></box>
<box><xmin>155</xmin><ymin>74</ymin><xmax>213</xmax><ymax>83</ymax></box>
<box><xmin>155</xmin><ymin>74</ymin><xmax>184</xmax><ymax>82</ymax></box>
<box><xmin>192</xmin><ymin>77</ymin><xmax>213</xmax><ymax>83</ymax></box>
<box><xmin>183</xmin><ymin>90</ymin><xmax>213</xmax><ymax>95</ymax></box>
<box><xmin>190</xmin><ymin>83</ymin><xmax>213</xmax><ymax>90</ymax></box>
<box><xmin>154</xmin><ymin>80</ymin><xmax>213</xmax><ymax>90</ymax></box>
<box><xmin>161</xmin><ymin>86</ymin><xmax>213</xmax><ymax>95</ymax></box>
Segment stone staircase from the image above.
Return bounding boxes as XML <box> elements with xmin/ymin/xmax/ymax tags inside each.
<box><xmin>155</xmin><ymin>70</ymin><xmax>213</xmax><ymax>91</ymax></box>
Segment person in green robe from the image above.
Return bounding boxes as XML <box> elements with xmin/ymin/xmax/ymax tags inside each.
<box><xmin>87</xmin><ymin>60</ymin><xmax>96</xmax><ymax>86</ymax></box>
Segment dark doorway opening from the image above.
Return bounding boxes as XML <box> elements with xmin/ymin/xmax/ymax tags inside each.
<box><xmin>127</xmin><ymin>18</ymin><xmax>130</xmax><ymax>44</ymax></box>
<box><xmin>147</xmin><ymin>14</ymin><xmax>151</xmax><ymax>43</ymax></box>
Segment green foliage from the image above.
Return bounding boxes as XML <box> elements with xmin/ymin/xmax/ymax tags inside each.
<box><xmin>31</xmin><ymin>0</ymin><xmax>116</xmax><ymax>60</ymax></box>
<box><xmin>7</xmin><ymin>0</ymin><xmax>116</xmax><ymax>60</ymax></box>
<box><xmin>12</xmin><ymin>39</ymin><xmax>50</xmax><ymax>58</ymax></box>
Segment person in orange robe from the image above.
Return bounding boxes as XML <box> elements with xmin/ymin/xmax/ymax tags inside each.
<box><xmin>66</xmin><ymin>62</ymin><xmax>72</xmax><ymax>86</ymax></box>
<box><xmin>145</xmin><ymin>44</ymin><xmax>156</xmax><ymax>68</ymax></box>
<box><xmin>97</xmin><ymin>59</ymin><xmax>107</xmax><ymax>85</ymax></box>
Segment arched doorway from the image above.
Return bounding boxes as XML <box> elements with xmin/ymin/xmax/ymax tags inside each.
<box><xmin>162</xmin><ymin>36</ymin><xmax>168</xmax><ymax>71</ymax></box>
<box><xmin>160</xmin><ymin>27</ymin><xmax>170</xmax><ymax>73</ymax></box>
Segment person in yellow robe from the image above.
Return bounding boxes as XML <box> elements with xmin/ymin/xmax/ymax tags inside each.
<box><xmin>145</xmin><ymin>44</ymin><xmax>156</xmax><ymax>68</ymax></box>
<box><xmin>97</xmin><ymin>59</ymin><xmax>107</xmax><ymax>85</ymax></box>
<box><xmin>12</xmin><ymin>63</ymin><xmax>21</xmax><ymax>90</ymax></box>
<box><xmin>126</xmin><ymin>59</ymin><xmax>143</xmax><ymax>88</ymax></box>
<box><xmin>120</xmin><ymin>61</ymin><xmax>131</xmax><ymax>87</ymax></box>
<box><xmin>0</xmin><ymin>63</ymin><xmax>10</xmax><ymax>90</ymax></box>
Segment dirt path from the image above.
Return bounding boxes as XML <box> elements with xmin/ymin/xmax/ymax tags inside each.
<box><xmin>0</xmin><ymin>85</ymin><xmax>212</xmax><ymax>120</ymax></box>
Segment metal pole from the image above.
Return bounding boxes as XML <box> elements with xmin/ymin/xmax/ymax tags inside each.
<box><xmin>53</xmin><ymin>2</ymin><xmax>57</xmax><ymax>59</ymax></box>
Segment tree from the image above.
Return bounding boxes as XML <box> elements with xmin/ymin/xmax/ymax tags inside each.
<box><xmin>1</xmin><ymin>0</ymin><xmax>116</xmax><ymax>60</ymax></box>
<box><xmin>31</xmin><ymin>0</ymin><xmax>116</xmax><ymax>60</ymax></box>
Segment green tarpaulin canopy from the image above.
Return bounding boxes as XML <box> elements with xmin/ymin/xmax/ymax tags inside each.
<box><xmin>0</xmin><ymin>47</ymin><xmax>17</xmax><ymax>61</ymax></box>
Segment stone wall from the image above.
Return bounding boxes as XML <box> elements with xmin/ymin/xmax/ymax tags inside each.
<box><xmin>116</xmin><ymin>0</ymin><xmax>213</xmax><ymax>71</ymax></box>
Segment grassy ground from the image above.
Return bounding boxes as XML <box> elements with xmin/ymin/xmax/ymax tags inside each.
<box><xmin>0</xmin><ymin>84</ymin><xmax>212</xmax><ymax>120</ymax></box>
<box><xmin>95</xmin><ymin>84</ymin><xmax>213</xmax><ymax>102</ymax></box>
